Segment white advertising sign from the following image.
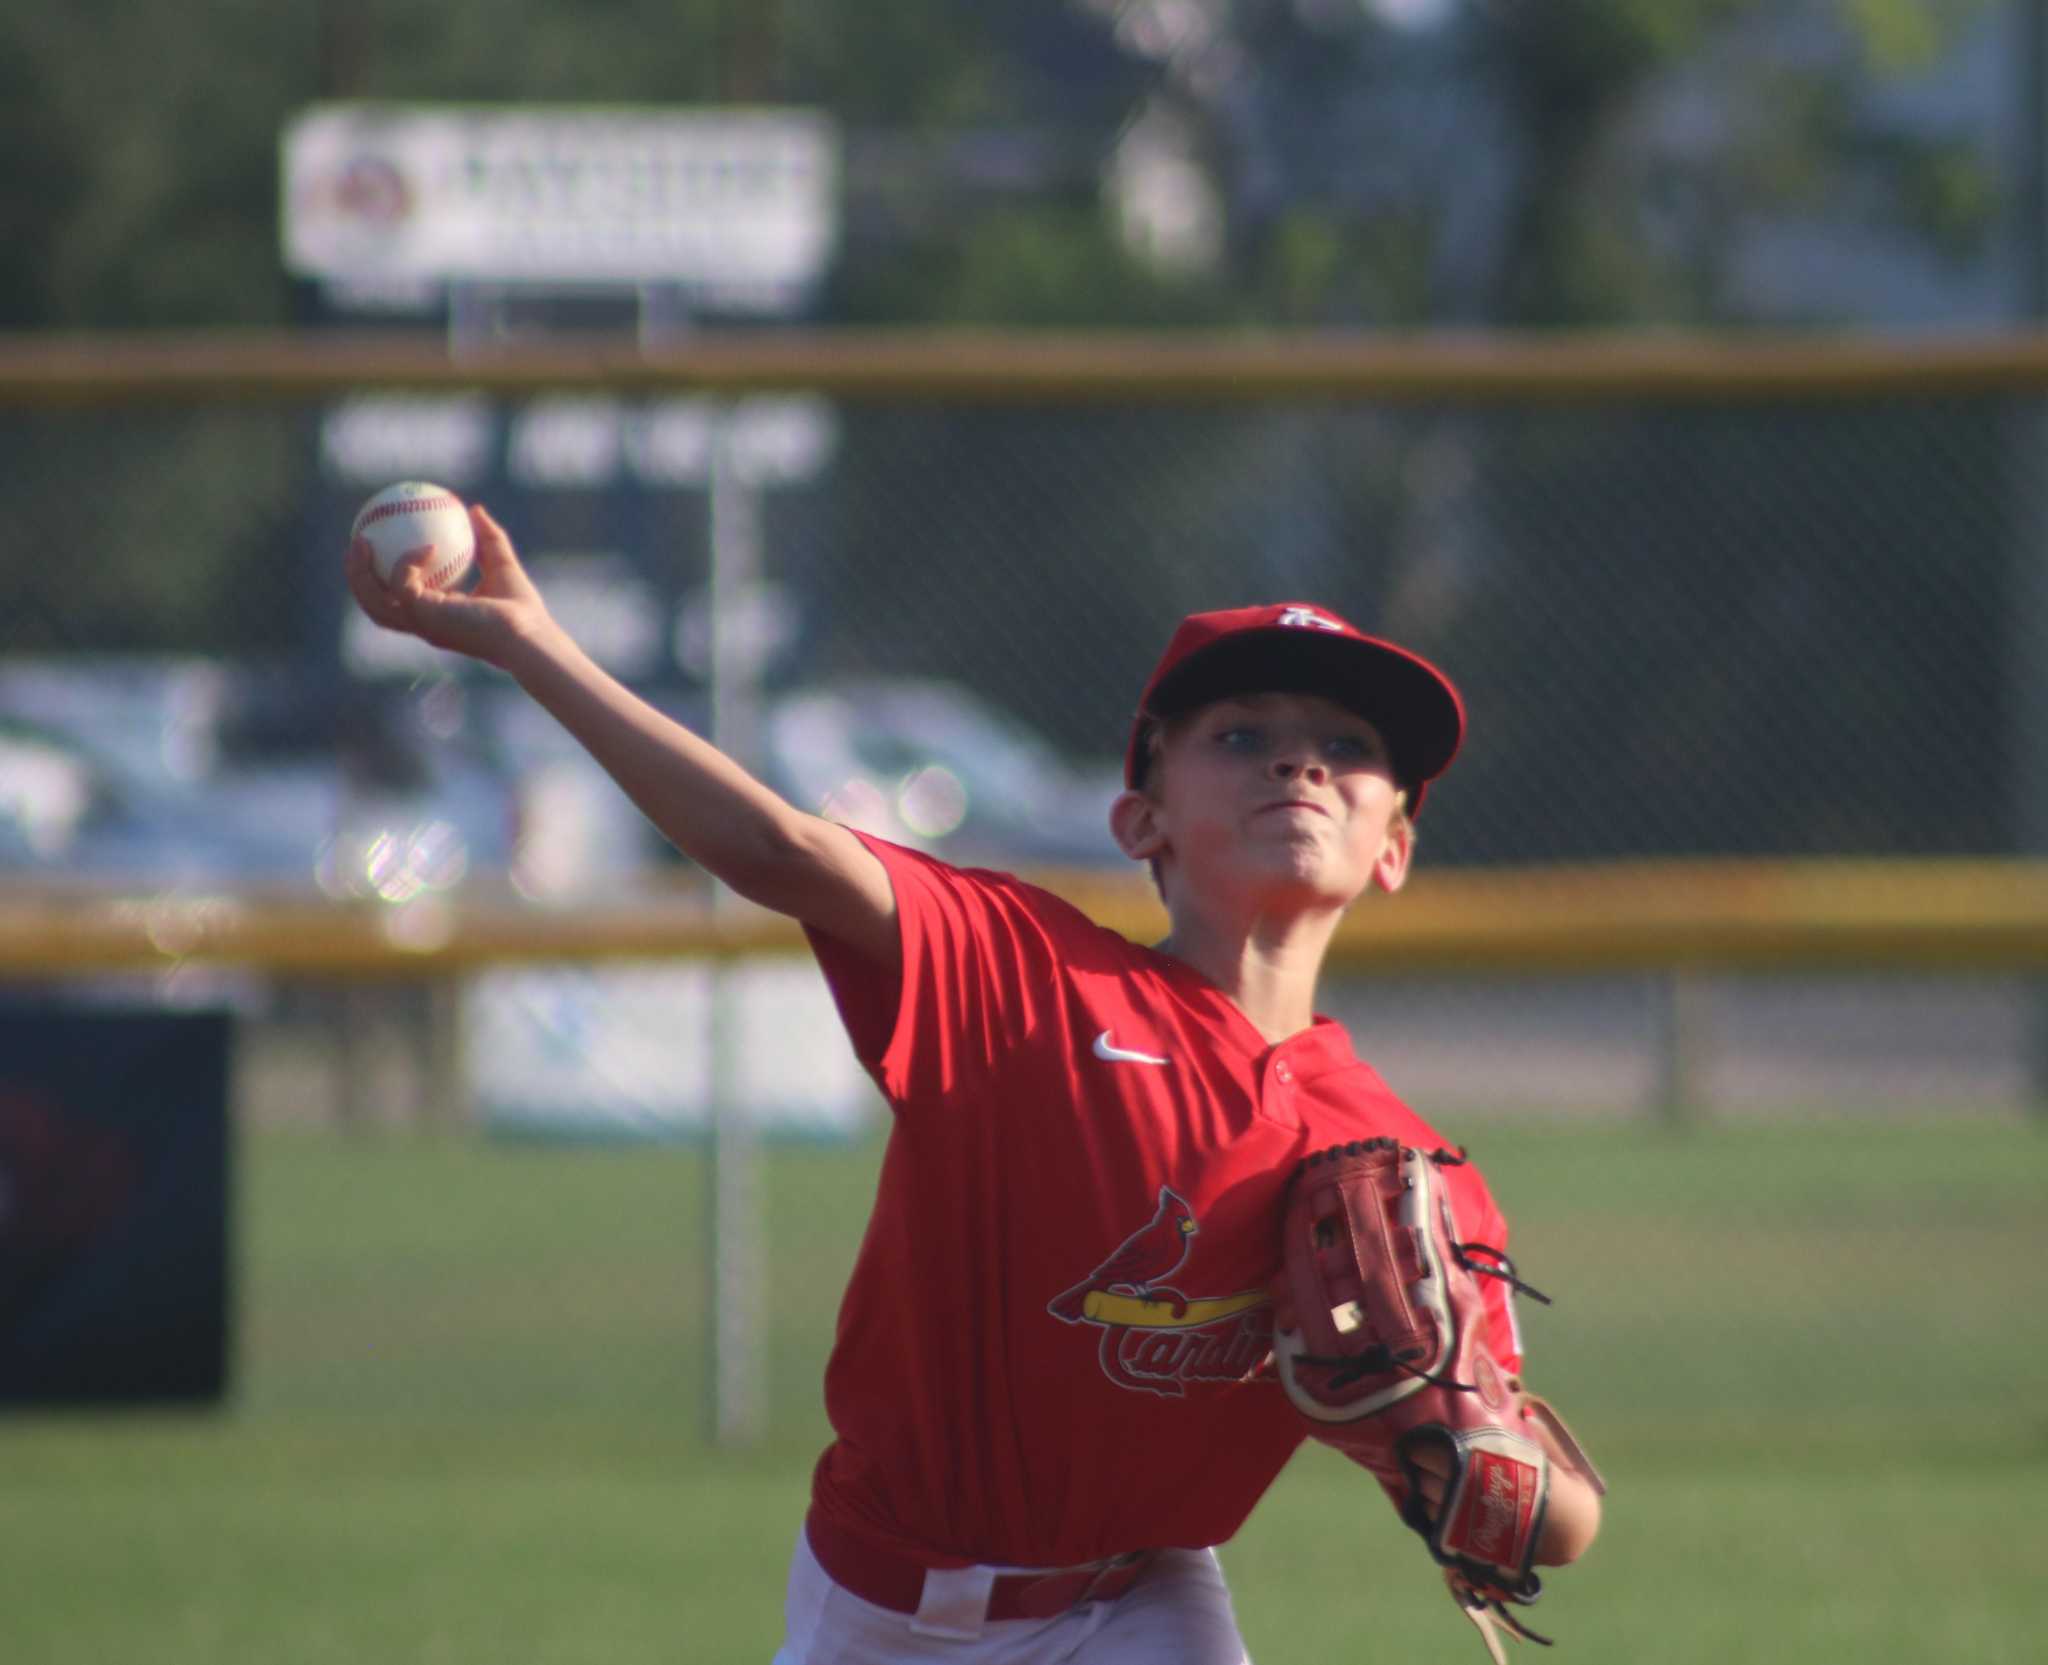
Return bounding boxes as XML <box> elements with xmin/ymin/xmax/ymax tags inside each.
<box><xmin>282</xmin><ymin>103</ymin><xmax>838</xmax><ymax>303</ymax></box>
<box><xmin>466</xmin><ymin>959</ymin><xmax>877</xmax><ymax>1140</ymax></box>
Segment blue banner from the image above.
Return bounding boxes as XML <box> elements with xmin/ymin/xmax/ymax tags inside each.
<box><xmin>0</xmin><ymin>1008</ymin><xmax>230</xmax><ymax>1404</ymax></box>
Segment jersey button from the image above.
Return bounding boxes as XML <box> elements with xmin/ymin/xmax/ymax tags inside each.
<box><xmin>1274</xmin><ymin>1059</ymin><xmax>1293</xmax><ymax>1085</ymax></box>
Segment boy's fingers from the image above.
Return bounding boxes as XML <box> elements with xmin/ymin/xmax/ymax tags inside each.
<box><xmin>343</xmin><ymin>537</ymin><xmax>377</xmax><ymax>586</ymax></box>
<box><xmin>392</xmin><ymin>547</ymin><xmax>444</xmax><ymax>588</ymax></box>
<box><xmin>348</xmin><ymin>513</ymin><xmax>506</xmax><ymax>647</ymax></box>
<box><xmin>344</xmin><ymin>542</ymin><xmax>403</xmax><ymax>621</ymax></box>
<box><xmin>397</xmin><ymin>565</ymin><xmax>478</xmax><ymax>629</ymax></box>
<box><xmin>1406</xmin><ymin>1443</ymin><xmax>1452</xmax><ymax>1476</ymax></box>
<box><xmin>1406</xmin><ymin>1443</ymin><xmax>1452</xmax><ymax>1508</ymax></box>
<box><xmin>470</xmin><ymin>503</ymin><xmax>515</xmax><ymax>569</ymax></box>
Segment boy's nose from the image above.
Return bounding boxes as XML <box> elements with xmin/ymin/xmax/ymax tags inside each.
<box><xmin>1271</xmin><ymin>754</ymin><xmax>1327</xmax><ymax>783</ymax></box>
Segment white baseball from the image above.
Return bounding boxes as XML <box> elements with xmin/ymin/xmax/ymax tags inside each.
<box><xmin>352</xmin><ymin>481</ymin><xmax>476</xmax><ymax>590</ymax></box>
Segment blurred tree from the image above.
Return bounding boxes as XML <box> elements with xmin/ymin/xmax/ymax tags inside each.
<box><xmin>0</xmin><ymin>46</ymin><xmax>85</xmax><ymax>326</ymax></box>
<box><xmin>0</xmin><ymin>0</ymin><xmax>2021</xmax><ymax>865</ymax></box>
<box><xmin>1082</xmin><ymin>0</ymin><xmax>2005</xmax><ymax>327</ymax></box>
<box><xmin>0</xmin><ymin>5</ymin><xmax>315</xmax><ymax>327</ymax></box>
<box><xmin>0</xmin><ymin>0</ymin><xmax>2009</xmax><ymax>330</ymax></box>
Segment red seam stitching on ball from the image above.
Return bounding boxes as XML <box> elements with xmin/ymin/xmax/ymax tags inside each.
<box><xmin>356</xmin><ymin>495</ymin><xmax>464</xmax><ymax>531</ymax></box>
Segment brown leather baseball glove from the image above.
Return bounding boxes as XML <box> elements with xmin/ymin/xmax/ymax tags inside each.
<box><xmin>1272</xmin><ymin>1138</ymin><xmax>1590</xmax><ymax>1663</ymax></box>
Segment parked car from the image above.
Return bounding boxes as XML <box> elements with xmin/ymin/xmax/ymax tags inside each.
<box><xmin>461</xmin><ymin>674</ymin><xmax>1128</xmax><ymax>894</ymax></box>
<box><xmin>0</xmin><ymin>659</ymin><xmax>516</xmax><ymax>899</ymax></box>
<box><xmin>214</xmin><ymin>668</ymin><xmax>517</xmax><ymax>902</ymax></box>
<box><xmin>0</xmin><ymin>711</ymin><xmax>310</xmax><ymax>886</ymax></box>
<box><xmin>760</xmin><ymin>678</ymin><xmax>1125</xmax><ymax>871</ymax></box>
<box><xmin>1</xmin><ymin>656</ymin><xmax>1124</xmax><ymax>896</ymax></box>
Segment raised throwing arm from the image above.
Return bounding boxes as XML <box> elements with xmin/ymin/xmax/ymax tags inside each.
<box><xmin>345</xmin><ymin>504</ymin><xmax>898</xmax><ymax>968</ymax></box>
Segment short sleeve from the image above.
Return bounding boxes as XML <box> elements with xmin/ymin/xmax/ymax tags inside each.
<box><xmin>803</xmin><ymin>832</ymin><xmax>1066</xmax><ymax>1110</ymax></box>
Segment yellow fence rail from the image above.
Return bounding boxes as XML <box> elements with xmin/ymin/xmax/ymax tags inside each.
<box><xmin>6</xmin><ymin>326</ymin><xmax>2048</xmax><ymax>406</ymax></box>
<box><xmin>6</xmin><ymin>859</ymin><xmax>2045</xmax><ymax>980</ymax></box>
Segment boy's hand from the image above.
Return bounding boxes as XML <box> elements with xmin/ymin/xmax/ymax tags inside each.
<box><xmin>344</xmin><ymin>504</ymin><xmax>555</xmax><ymax>670</ymax></box>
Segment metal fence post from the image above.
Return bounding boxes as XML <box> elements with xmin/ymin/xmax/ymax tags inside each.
<box><xmin>706</xmin><ymin>404</ymin><xmax>767</xmax><ymax>1446</ymax></box>
<box><xmin>1648</xmin><ymin>968</ymin><xmax>1709</xmax><ymax>1128</ymax></box>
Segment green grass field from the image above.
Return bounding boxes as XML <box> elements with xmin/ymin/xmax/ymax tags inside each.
<box><xmin>4</xmin><ymin>1118</ymin><xmax>2044</xmax><ymax>1663</ymax></box>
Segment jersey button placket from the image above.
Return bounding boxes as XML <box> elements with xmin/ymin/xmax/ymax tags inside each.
<box><xmin>1259</xmin><ymin>1050</ymin><xmax>1301</xmax><ymax>1127</ymax></box>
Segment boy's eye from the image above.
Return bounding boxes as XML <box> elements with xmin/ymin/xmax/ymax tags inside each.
<box><xmin>1325</xmin><ymin>734</ymin><xmax>1377</xmax><ymax>762</ymax></box>
<box><xmin>1215</xmin><ymin>726</ymin><xmax>1266</xmax><ymax>751</ymax></box>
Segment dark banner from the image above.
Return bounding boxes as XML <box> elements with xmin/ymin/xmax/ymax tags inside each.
<box><xmin>0</xmin><ymin>1008</ymin><xmax>231</xmax><ymax>1405</ymax></box>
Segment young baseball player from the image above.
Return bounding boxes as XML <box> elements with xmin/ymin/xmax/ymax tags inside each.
<box><xmin>347</xmin><ymin>508</ymin><xmax>1602</xmax><ymax>1663</ymax></box>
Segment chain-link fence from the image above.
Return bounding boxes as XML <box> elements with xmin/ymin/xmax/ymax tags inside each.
<box><xmin>2</xmin><ymin>371</ymin><xmax>2034</xmax><ymax>860</ymax></box>
<box><xmin>4</xmin><ymin>347</ymin><xmax>2047</xmax><ymax>1123</ymax></box>
<box><xmin>3</xmin><ymin>334</ymin><xmax>2044</xmax><ymax>1422</ymax></box>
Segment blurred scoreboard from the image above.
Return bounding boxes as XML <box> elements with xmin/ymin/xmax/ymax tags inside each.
<box><xmin>279</xmin><ymin>103</ymin><xmax>844</xmax><ymax>698</ymax></box>
<box><xmin>282</xmin><ymin>103</ymin><xmax>838</xmax><ymax>311</ymax></box>
<box><xmin>321</xmin><ymin>388</ymin><xmax>837</xmax><ymax>687</ymax></box>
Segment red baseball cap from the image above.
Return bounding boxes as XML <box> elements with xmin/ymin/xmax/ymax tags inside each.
<box><xmin>1125</xmin><ymin>602</ymin><xmax>1466</xmax><ymax>815</ymax></box>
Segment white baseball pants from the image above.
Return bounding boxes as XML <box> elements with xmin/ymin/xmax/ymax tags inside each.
<box><xmin>771</xmin><ymin>1522</ymin><xmax>1253</xmax><ymax>1664</ymax></box>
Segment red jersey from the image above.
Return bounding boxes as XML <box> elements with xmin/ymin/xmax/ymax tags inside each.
<box><xmin>804</xmin><ymin>835</ymin><xmax>1521</xmax><ymax>1570</ymax></box>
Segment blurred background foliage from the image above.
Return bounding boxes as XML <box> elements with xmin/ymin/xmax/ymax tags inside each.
<box><xmin>0</xmin><ymin>0</ymin><xmax>2011</xmax><ymax>333</ymax></box>
<box><xmin>0</xmin><ymin>0</ymin><xmax>2036</xmax><ymax>871</ymax></box>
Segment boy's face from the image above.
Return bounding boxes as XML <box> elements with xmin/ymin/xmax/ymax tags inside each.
<box><xmin>1113</xmin><ymin>690</ymin><xmax>1413</xmax><ymax>911</ymax></box>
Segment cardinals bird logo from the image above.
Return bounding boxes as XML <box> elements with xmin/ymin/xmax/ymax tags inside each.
<box><xmin>1047</xmin><ymin>1186</ymin><xmax>1269</xmax><ymax>1398</ymax></box>
<box><xmin>1048</xmin><ymin>1185</ymin><xmax>1198</xmax><ymax>1322</ymax></box>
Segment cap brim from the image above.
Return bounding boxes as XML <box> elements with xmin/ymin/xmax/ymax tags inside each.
<box><xmin>1141</xmin><ymin>629</ymin><xmax>1463</xmax><ymax>800</ymax></box>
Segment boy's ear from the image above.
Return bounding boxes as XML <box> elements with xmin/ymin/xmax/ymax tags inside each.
<box><xmin>1371</xmin><ymin>809</ymin><xmax>1415</xmax><ymax>895</ymax></box>
<box><xmin>1110</xmin><ymin>789</ymin><xmax>1167</xmax><ymax>863</ymax></box>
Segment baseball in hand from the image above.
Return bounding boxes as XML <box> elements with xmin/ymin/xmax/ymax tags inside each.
<box><xmin>351</xmin><ymin>481</ymin><xmax>477</xmax><ymax>590</ymax></box>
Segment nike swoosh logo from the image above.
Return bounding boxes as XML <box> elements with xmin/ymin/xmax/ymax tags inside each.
<box><xmin>1093</xmin><ymin>1030</ymin><xmax>1169</xmax><ymax>1066</ymax></box>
